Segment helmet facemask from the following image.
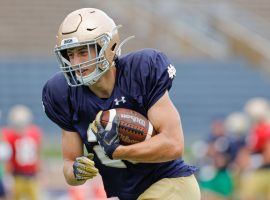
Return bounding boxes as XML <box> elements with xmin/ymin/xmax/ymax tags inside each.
<box><xmin>55</xmin><ymin>33</ymin><xmax>116</xmax><ymax>86</ymax></box>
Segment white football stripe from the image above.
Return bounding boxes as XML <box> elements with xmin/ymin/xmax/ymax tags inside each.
<box><xmin>87</xmin><ymin>127</ymin><xmax>97</xmax><ymax>142</ymax></box>
<box><xmin>146</xmin><ymin>122</ymin><xmax>153</xmax><ymax>140</ymax></box>
<box><xmin>105</xmin><ymin>109</ymin><xmax>117</xmax><ymax>131</ymax></box>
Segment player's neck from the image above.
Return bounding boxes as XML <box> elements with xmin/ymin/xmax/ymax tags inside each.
<box><xmin>88</xmin><ymin>66</ymin><xmax>116</xmax><ymax>99</ymax></box>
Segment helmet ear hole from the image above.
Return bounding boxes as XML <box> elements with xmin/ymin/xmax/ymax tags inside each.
<box><xmin>60</xmin><ymin>50</ymin><xmax>69</xmax><ymax>61</ymax></box>
<box><xmin>97</xmin><ymin>44</ymin><xmax>101</xmax><ymax>54</ymax></box>
<box><xmin>111</xmin><ymin>43</ymin><xmax>117</xmax><ymax>51</ymax></box>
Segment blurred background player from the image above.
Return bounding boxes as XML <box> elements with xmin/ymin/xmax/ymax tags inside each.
<box><xmin>197</xmin><ymin>118</ymin><xmax>234</xmax><ymax>200</ymax></box>
<box><xmin>224</xmin><ymin>112</ymin><xmax>250</xmax><ymax>162</ymax></box>
<box><xmin>0</xmin><ymin>114</ymin><xmax>12</xmax><ymax>200</ymax></box>
<box><xmin>0</xmin><ymin>109</ymin><xmax>11</xmax><ymax>200</ymax></box>
<box><xmin>224</xmin><ymin>112</ymin><xmax>251</xmax><ymax>199</ymax></box>
<box><xmin>238</xmin><ymin>98</ymin><xmax>270</xmax><ymax>200</ymax></box>
<box><xmin>1</xmin><ymin>105</ymin><xmax>43</xmax><ymax>200</ymax></box>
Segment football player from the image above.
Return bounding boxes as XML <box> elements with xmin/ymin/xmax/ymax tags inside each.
<box><xmin>42</xmin><ymin>8</ymin><xmax>200</xmax><ymax>200</ymax></box>
<box><xmin>1</xmin><ymin>105</ymin><xmax>42</xmax><ymax>200</ymax></box>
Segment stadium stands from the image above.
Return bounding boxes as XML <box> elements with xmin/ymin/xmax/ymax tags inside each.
<box><xmin>1</xmin><ymin>0</ymin><xmax>270</xmax><ymax>63</ymax></box>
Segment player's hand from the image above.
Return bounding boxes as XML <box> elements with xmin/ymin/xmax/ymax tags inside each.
<box><xmin>90</xmin><ymin>112</ymin><xmax>120</xmax><ymax>159</ymax></box>
<box><xmin>73</xmin><ymin>153</ymin><xmax>99</xmax><ymax>181</ymax></box>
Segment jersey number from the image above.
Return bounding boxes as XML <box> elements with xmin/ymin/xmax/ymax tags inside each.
<box><xmin>15</xmin><ymin>138</ymin><xmax>38</xmax><ymax>165</ymax></box>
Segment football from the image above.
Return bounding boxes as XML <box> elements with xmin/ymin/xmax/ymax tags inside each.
<box><xmin>99</xmin><ymin>108</ymin><xmax>157</xmax><ymax>145</ymax></box>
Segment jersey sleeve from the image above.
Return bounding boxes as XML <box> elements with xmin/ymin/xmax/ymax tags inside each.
<box><xmin>144</xmin><ymin>50</ymin><xmax>176</xmax><ymax>110</ymax></box>
<box><xmin>42</xmin><ymin>73</ymin><xmax>76</xmax><ymax>132</ymax></box>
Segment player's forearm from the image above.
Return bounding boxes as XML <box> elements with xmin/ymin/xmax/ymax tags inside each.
<box><xmin>63</xmin><ymin>160</ymin><xmax>86</xmax><ymax>186</ymax></box>
<box><xmin>113</xmin><ymin>133</ymin><xmax>183</xmax><ymax>163</ymax></box>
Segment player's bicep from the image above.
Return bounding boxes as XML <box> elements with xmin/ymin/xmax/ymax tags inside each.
<box><xmin>147</xmin><ymin>91</ymin><xmax>184</xmax><ymax>147</ymax></box>
<box><xmin>62</xmin><ymin>129</ymin><xmax>84</xmax><ymax>162</ymax></box>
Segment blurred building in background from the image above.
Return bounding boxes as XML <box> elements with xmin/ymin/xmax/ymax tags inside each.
<box><xmin>0</xmin><ymin>0</ymin><xmax>270</xmax><ymax>199</ymax></box>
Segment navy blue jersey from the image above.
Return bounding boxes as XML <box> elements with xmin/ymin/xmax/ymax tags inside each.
<box><xmin>42</xmin><ymin>49</ymin><xmax>196</xmax><ymax>200</ymax></box>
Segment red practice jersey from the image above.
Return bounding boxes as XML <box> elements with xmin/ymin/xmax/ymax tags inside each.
<box><xmin>2</xmin><ymin>125</ymin><xmax>42</xmax><ymax>175</ymax></box>
<box><xmin>249</xmin><ymin>122</ymin><xmax>270</xmax><ymax>153</ymax></box>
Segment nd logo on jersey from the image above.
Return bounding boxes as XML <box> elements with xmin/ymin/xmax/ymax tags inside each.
<box><xmin>167</xmin><ymin>64</ymin><xmax>176</xmax><ymax>79</ymax></box>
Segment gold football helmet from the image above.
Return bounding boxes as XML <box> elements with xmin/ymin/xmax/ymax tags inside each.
<box><xmin>55</xmin><ymin>8</ymin><xmax>121</xmax><ymax>86</ymax></box>
<box><xmin>7</xmin><ymin>105</ymin><xmax>33</xmax><ymax>130</ymax></box>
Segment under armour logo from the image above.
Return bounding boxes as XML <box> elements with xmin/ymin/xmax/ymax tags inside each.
<box><xmin>167</xmin><ymin>64</ymin><xmax>176</xmax><ymax>79</ymax></box>
<box><xmin>114</xmin><ymin>96</ymin><xmax>126</xmax><ymax>105</ymax></box>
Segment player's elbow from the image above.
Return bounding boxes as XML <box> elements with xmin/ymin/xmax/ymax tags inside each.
<box><xmin>169</xmin><ymin>137</ymin><xmax>184</xmax><ymax>159</ymax></box>
<box><xmin>171</xmin><ymin>142</ymin><xmax>183</xmax><ymax>159</ymax></box>
<box><xmin>163</xmin><ymin>133</ymin><xmax>184</xmax><ymax>159</ymax></box>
